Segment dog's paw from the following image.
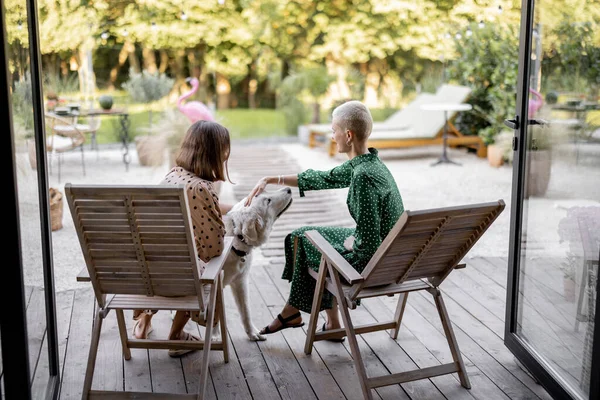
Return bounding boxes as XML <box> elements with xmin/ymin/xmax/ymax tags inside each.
<box><xmin>247</xmin><ymin>328</ymin><xmax>266</xmax><ymax>341</ymax></box>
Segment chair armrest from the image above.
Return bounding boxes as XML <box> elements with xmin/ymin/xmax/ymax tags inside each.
<box><xmin>77</xmin><ymin>267</ymin><xmax>91</xmax><ymax>282</ymax></box>
<box><xmin>200</xmin><ymin>237</ymin><xmax>233</xmax><ymax>283</ymax></box>
<box><xmin>304</xmin><ymin>230</ymin><xmax>363</xmax><ymax>284</ymax></box>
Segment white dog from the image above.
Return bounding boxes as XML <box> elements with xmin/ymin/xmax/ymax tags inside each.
<box><xmin>221</xmin><ymin>187</ymin><xmax>293</xmax><ymax>341</ymax></box>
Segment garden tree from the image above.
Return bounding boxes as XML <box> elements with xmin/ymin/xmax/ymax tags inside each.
<box><xmin>541</xmin><ymin>18</ymin><xmax>600</xmax><ymax>97</ymax></box>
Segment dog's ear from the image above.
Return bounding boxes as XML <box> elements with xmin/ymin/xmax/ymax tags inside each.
<box><xmin>242</xmin><ymin>214</ymin><xmax>264</xmax><ymax>243</ymax></box>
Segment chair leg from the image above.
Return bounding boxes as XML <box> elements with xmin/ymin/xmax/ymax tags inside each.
<box><xmin>432</xmin><ymin>289</ymin><xmax>471</xmax><ymax>389</ymax></box>
<box><xmin>328</xmin><ymin>139</ymin><xmax>337</xmax><ymax>157</ymax></box>
<box><xmin>58</xmin><ymin>153</ymin><xmax>62</xmax><ymax>183</ymax></box>
<box><xmin>217</xmin><ymin>274</ymin><xmax>229</xmax><ymax>363</ymax></box>
<box><xmin>82</xmin><ymin>311</ymin><xmax>104</xmax><ymax>399</ymax></box>
<box><xmin>390</xmin><ymin>293</ymin><xmax>408</xmax><ymax>340</ymax></box>
<box><xmin>575</xmin><ymin>261</ymin><xmax>589</xmax><ymax>332</ymax></box>
<box><xmin>80</xmin><ymin>145</ymin><xmax>86</xmax><ymax>176</ymax></box>
<box><xmin>304</xmin><ymin>257</ymin><xmax>328</xmax><ymax>355</ymax></box>
<box><xmin>115</xmin><ymin>309</ymin><xmax>131</xmax><ymax>360</ymax></box>
<box><xmin>330</xmin><ymin>267</ymin><xmax>373</xmax><ymax>400</ymax></box>
<box><xmin>198</xmin><ymin>283</ymin><xmax>218</xmax><ymax>399</ymax></box>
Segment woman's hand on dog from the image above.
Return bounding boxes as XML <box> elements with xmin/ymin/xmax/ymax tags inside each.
<box><xmin>245</xmin><ymin>177</ymin><xmax>269</xmax><ymax>206</ymax></box>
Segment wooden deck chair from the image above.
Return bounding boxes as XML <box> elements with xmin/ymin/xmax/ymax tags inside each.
<box><xmin>65</xmin><ymin>183</ymin><xmax>233</xmax><ymax>400</ymax></box>
<box><xmin>303</xmin><ymin>200</ymin><xmax>505</xmax><ymax>399</ymax></box>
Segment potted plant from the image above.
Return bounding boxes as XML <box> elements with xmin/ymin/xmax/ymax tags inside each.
<box><xmin>486</xmin><ymin>130</ymin><xmax>512</xmax><ymax>167</ymax></box>
<box><xmin>525</xmin><ymin>126</ymin><xmax>552</xmax><ymax>197</ymax></box>
<box><xmin>123</xmin><ymin>69</ymin><xmax>174</xmax><ymax>166</ymax></box>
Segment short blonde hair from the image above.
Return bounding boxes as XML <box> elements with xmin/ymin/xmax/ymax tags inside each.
<box><xmin>332</xmin><ymin>100</ymin><xmax>373</xmax><ymax>141</ymax></box>
<box><xmin>175</xmin><ymin>121</ymin><xmax>231</xmax><ymax>182</ymax></box>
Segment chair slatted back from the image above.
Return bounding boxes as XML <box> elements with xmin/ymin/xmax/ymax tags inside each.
<box><xmin>66</xmin><ymin>184</ymin><xmax>204</xmax><ymax>309</ymax></box>
<box><xmin>350</xmin><ymin>201</ymin><xmax>505</xmax><ymax>297</ymax></box>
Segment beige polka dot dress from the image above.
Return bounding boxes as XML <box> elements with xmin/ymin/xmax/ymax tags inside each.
<box><xmin>283</xmin><ymin>148</ymin><xmax>404</xmax><ymax>313</ymax></box>
<box><xmin>162</xmin><ymin>167</ymin><xmax>225</xmax><ymax>274</ymax></box>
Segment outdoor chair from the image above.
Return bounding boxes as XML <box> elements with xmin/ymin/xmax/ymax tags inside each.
<box><xmin>45</xmin><ymin>113</ymin><xmax>86</xmax><ymax>181</ymax></box>
<box><xmin>306</xmin><ymin>84</ymin><xmax>486</xmax><ymax>158</ymax></box>
<box><xmin>65</xmin><ymin>184</ymin><xmax>232</xmax><ymax>400</ymax></box>
<box><xmin>303</xmin><ymin>200</ymin><xmax>505</xmax><ymax>400</ymax></box>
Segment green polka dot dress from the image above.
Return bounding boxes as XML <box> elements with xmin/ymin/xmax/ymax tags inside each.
<box><xmin>283</xmin><ymin>148</ymin><xmax>404</xmax><ymax>313</ymax></box>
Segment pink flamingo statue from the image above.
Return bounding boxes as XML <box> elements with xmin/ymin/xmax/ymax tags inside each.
<box><xmin>528</xmin><ymin>88</ymin><xmax>544</xmax><ymax>117</ymax></box>
<box><xmin>177</xmin><ymin>77</ymin><xmax>215</xmax><ymax>123</ymax></box>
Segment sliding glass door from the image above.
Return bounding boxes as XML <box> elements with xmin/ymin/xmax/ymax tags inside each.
<box><xmin>0</xmin><ymin>0</ymin><xmax>59</xmax><ymax>398</ymax></box>
<box><xmin>505</xmin><ymin>1</ymin><xmax>599</xmax><ymax>399</ymax></box>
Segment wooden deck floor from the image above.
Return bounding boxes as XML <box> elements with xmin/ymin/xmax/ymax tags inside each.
<box><xmin>41</xmin><ymin>145</ymin><xmax>557</xmax><ymax>399</ymax></box>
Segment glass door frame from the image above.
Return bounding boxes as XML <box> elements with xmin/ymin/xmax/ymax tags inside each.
<box><xmin>505</xmin><ymin>1</ymin><xmax>599</xmax><ymax>399</ymax></box>
<box><xmin>0</xmin><ymin>0</ymin><xmax>60</xmax><ymax>398</ymax></box>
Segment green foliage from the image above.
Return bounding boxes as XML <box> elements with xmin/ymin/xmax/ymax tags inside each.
<box><xmin>542</xmin><ymin>20</ymin><xmax>600</xmax><ymax>97</ymax></box>
<box><xmin>43</xmin><ymin>73</ymin><xmax>79</xmax><ymax>99</ymax></box>
<box><xmin>303</xmin><ymin>66</ymin><xmax>336</xmax><ymax>100</ymax></box>
<box><xmin>123</xmin><ymin>69</ymin><xmax>174</xmax><ymax>104</ymax></box>
<box><xmin>12</xmin><ymin>74</ymin><xmax>35</xmax><ymax>134</ymax></box>
<box><xmin>448</xmin><ymin>22</ymin><xmax>519</xmax><ymax>145</ymax></box>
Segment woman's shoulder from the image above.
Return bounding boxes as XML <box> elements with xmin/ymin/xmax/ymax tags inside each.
<box><xmin>163</xmin><ymin>168</ymin><xmax>218</xmax><ymax>196</ymax></box>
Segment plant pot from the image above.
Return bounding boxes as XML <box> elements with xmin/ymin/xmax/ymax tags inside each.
<box><xmin>563</xmin><ymin>277</ymin><xmax>576</xmax><ymax>302</ymax></box>
<box><xmin>526</xmin><ymin>150</ymin><xmax>551</xmax><ymax>197</ymax></box>
<box><xmin>49</xmin><ymin>187</ymin><xmax>63</xmax><ymax>231</ymax></box>
<box><xmin>487</xmin><ymin>144</ymin><xmax>504</xmax><ymax>167</ymax></box>
<box><xmin>135</xmin><ymin>135</ymin><xmax>167</xmax><ymax>166</ymax></box>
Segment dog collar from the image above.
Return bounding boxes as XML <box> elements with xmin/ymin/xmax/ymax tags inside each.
<box><xmin>232</xmin><ymin>246</ymin><xmax>248</xmax><ymax>259</ymax></box>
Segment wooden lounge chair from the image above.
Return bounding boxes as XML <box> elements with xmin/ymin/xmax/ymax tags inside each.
<box><xmin>303</xmin><ymin>200</ymin><xmax>505</xmax><ymax>399</ymax></box>
<box><xmin>65</xmin><ymin>184</ymin><xmax>233</xmax><ymax>400</ymax></box>
<box><xmin>306</xmin><ymin>84</ymin><xmax>486</xmax><ymax>158</ymax></box>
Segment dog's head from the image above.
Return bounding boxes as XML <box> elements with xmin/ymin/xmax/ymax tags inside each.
<box><xmin>225</xmin><ymin>187</ymin><xmax>293</xmax><ymax>247</ymax></box>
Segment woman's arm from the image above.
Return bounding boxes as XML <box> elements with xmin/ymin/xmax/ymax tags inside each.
<box><xmin>244</xmin><ymin>174</ymin><xmax>298</xmax><ymax>206</ymax></box>
<box><xmin>219</xmin><ymin>202</ymin><xmax>234</xmax><ymax>214</ymax></box>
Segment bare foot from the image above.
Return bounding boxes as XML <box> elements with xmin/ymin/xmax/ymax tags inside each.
<box><xmin>133</xmin><ymin>314</ymin><xmax>153</xmax><ymax>339</ymax></box>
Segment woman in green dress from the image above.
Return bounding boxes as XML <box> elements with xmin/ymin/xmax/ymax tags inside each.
<box><xmin>245</xmin><ymin>101</ymin><xmax>404</xmax><ymax>338</ymax></box>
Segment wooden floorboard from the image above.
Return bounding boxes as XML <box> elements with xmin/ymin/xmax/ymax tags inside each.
<box><xmin>54</xmin><ymin>144</ymin><xmax>553</xmax><ymax>399</ymax></box>
<box><xmin>60</xmin><ymin>288</ymin><xmax>95</xmax><ymax>399</ymax></box>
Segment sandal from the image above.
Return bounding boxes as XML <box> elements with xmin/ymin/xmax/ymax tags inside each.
<box><xmin>260</xmin><ymin>312</ymin><xmax>305</xmax><ymax>335</ymax></box>
<box><xmin>168</xmin><ymin>331</ymin><xmax>201</xmax><ymax>358</ymax></box>
<box><xmin>320</xmin><ymin>322</ymin><xmax>345</xmax><ymax>343</ymax></box>
<box><xmin>132</xmin><ymin>318</ymin><xmax>154</xmax><ymax>339</ymax></box>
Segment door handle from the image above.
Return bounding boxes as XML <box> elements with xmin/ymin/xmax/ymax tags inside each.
<box><xmin>504</xmin><ymin>117</ymin><xmax>548</xmax><ymax>130</ymax></box>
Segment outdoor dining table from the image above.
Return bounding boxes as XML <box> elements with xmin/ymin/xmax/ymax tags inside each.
<box><xmin>48</xmin><ymin>108</ymin><xmax>132</xmax><ymax>171</ymax></box>
<box><xmin>421</xmin><ymin>102</ymin><xmax>473</xmax><ymax>166</ymax></box>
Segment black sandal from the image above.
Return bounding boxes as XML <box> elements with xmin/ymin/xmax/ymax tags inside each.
<box><xmin>261</xmin><ymin>312</ymin><xmax>305</xmax><ymax>335</ymax></box>
<box><xmin>320</xmin><ymin>322</ymin><xmax>346</xmax><ymax>343</ymax></box>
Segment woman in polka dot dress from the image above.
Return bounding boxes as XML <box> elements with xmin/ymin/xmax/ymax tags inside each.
<box><xmin>133</xmin><ymin>121</ymin><xmax>234</xmax><ymax>357</ymax></box>
<box><xmin>245</xmin><ymin>101</ymin><xmax>404</xmax><ymax>339</ymax></box>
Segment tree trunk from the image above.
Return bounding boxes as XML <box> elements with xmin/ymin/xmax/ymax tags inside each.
<box><xmin>158</xmin><ymin>50</ymin><xmax>169</xmax><ymax>73</ymax></box>
<box><xmin>127</xmin><ymin>42</ymin><xmax>141</xmax><ymax>73</ymax></box>
<box><xmin>281</xmin><ymin>59</ymin><xmax>291</xmax><ymax>81</ymax></box>
<box><xmin>326</xmin><ymin>55</ymin><xmax>350</xmax><ymax>101</ymax></box>
<box><xmin>364</xmin><ymin>60</ymin><xmax>381</xmax><ymax>108</ymax></box>
<box><xmin>216</xmin><ymin>73</ymin><xmax>231</xmax><ymax>110</ymax></box>
<box><xmin>142</xmin><ymin>47</ymin><xmax>157</xmax><ymax>74</ymax></box>
<box><xmin>311</xmin><ymin>101</ymin><xmax>320</xmax><ymax>124</ymax></box>
<box><xmin>248</xmin><ymin>59</ymin><xmax>257</xmax><ymax>109</ymax></box>
<box><xmin>109</xmin><ymin>41</ymin><xmax>132</xmax><ymax>89</ymax></box>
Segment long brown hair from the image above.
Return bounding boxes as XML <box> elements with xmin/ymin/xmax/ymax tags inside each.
<box><xmin>175</xmin><ymin>121</ymin><xmax>232</xmax><ymax>182</ymax></box>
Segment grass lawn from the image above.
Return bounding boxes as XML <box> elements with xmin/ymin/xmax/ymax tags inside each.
<box><xmin>92</xmin><ymin>102</ymin><xmax>397</xmax><ymax>145</ymax></box>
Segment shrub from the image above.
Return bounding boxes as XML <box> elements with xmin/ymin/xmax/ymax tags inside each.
<box><xmin>448</xmin><ymin>23</ymin><xmax>519</xmax><ymax>145</ymax></box>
